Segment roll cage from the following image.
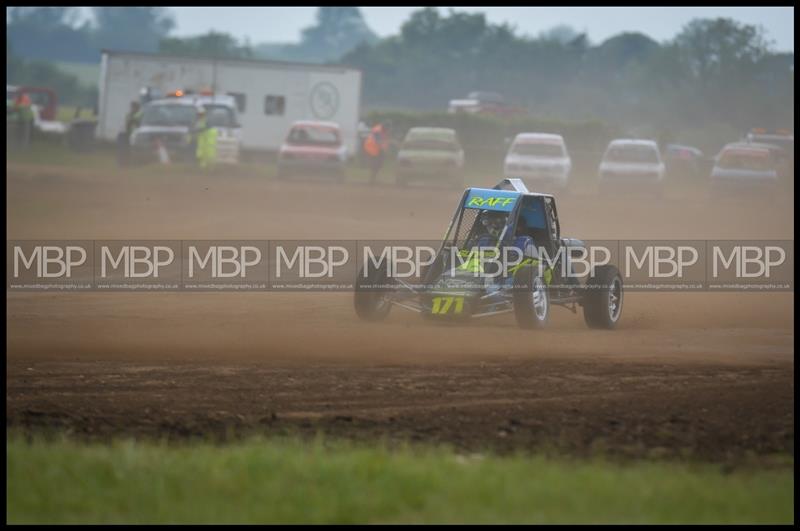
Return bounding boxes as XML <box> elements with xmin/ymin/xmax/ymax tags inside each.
<box><xmin>433</xmin><ymin>179</ymin><xmax>561</xmax><ymax>268</ymax></box>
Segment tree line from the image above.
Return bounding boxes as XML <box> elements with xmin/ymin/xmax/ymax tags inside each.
<box><xmin>6</xmin><ymin>7</ymin><xmax>175</xmax><ymax>63</ymax></box>
<box><xmin>341</xmin><ymin>9</ymin><xmax>793</xmax><ymax>142</ymax></box>
<box><xmin>6</xmin><ymin>7</ymin><xmax>793</xmax><ymax>145</ymax></box>
<box><xmin>5</xmin><ymin>7</ymin><xmax>375</xmax><ymax>63</ymax></box>
<box><xmin>7</xmin><ymin>40</ymin><xmax>98</xmax><ymax>108</ymax></box>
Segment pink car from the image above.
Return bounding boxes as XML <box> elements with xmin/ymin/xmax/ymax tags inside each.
<box><xmin>277</xmin><ymin>121</ymin><xmax>348</xmax><ymax>181</ymax></box>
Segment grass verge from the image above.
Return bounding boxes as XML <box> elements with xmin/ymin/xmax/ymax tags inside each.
<box><xmin>6</xmin><ymin>434</ymin><xmax>794</xmax><ymax>524</ymax></box>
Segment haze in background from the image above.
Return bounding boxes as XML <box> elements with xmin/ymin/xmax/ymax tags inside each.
<box><xmin>170</xmin><ymin>7</ymin><xmax>793</xmax><ymax>52</ymax></box>
<box><xmin>6</xmin><ymin>6</ymin><xmax>795</xmax><ymax>152</ymax></box>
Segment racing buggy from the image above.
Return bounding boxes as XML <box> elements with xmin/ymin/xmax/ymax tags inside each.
<box><xmin>354</xmin><ymin>179</ymin><xmax>623</xmax><ymax>329</ymax></box>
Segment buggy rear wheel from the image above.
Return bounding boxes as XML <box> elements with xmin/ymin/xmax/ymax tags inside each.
<box><xmin>354</xmin><ymin>261</ymin><xmax>394</xmax><ymax>322</ymax></box>
<box><xmin>513</xmin><ymin>264</ymin><xmax>549</xmax><ymax>329</ymax></box>
<box><xmin>583</xmin><ymin>265</ymin><xmax>623</xmax><ymax>329</ymax></box>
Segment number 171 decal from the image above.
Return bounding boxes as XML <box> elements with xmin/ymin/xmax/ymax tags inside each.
<box><xmin>431</xmin><ymin>296</ymin><xmax>464</xmax><ymax>314</ymax></box>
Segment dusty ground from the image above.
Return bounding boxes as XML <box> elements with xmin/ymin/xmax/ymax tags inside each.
<box><xmin>6</xmin><ymin>161</ymin><xmax>794</xmax><ymax>462</ymax></box>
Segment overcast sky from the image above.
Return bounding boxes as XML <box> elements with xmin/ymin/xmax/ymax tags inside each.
<box><xmin>163</xmin><ymin>7</ymin><xmax>794</xmax><ymax>51</ymax></box>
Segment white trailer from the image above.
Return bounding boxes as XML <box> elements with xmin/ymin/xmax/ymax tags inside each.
<box><xmin>97</xmin><ymin>50</ymin><xmax>362</xmax><ymax>154</ymax></box>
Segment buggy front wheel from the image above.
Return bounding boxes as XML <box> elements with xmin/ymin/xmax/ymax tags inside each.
<box><xmin>582</xmin><ymin>265</ymin><xmax>623</xmax><ymax>329</ymax></box>
<box><xmin>354</xmin><ymin>261</ymin><xmax>394</xmax><ymax>322</ymax></box>
<box><xmin>513</xmin><ymin>264</ymin><xmax>550</xmax><ymax>329</ymax></box>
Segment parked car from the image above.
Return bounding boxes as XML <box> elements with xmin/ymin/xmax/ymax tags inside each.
<box><xmin>710</xmin><ymin>142</ymin><xmax>779</xmax><ymax>195</ymax></box>
<box><xmin>277</xmin><ymin>120</ymin><xmax>347</xmax><ymax>181</ymax></box>
<box><xmin>598</xmin><ymin>139</ymin><xmax>666</xmax><ymax>197</ymax></box>
<box><xmin>504</xmin><ymin>133</ymin><xmax>571</xmax><ymax>193</ymax></box>
<box><xmin>396</xmin><ymin>127</ymin><xmax>464</xmax><ymax>186</ymax></box>
<box><xmin>6</xmin><ymin>85</ymin><xmax>58</xmax><ymax>121</ymax></box>
<box><xmin>744</xmin><ymin>129</ymin><xmax>793</xmax><ymax>178</ymax></box>
<box><xmin>448</xmin><ymin>91</ymin><xmax>526</xmax><ymax>119</ymax></box>
<box><xmin>663</xmin><ymin>144</ymin><xmax>706</xmax><ymax>178</ymax></box>
<box><xmin>745</xmin><ymin>129</ymin><xmax>793</xmax><ymax>155</ymax></box>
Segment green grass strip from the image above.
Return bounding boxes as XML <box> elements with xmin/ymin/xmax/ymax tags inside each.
<box><xmin>7</xmin><ymin>435</ymin><xmax>793</xmax><ymax>524</ymax></box>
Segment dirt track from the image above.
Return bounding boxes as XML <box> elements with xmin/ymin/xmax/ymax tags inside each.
<box><xmin>6</xmin><ymin>162</ymin><xmax>794</xmax><ymax>462</ymax></box>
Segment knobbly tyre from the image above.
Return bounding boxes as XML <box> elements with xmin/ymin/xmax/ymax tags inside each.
<box><xmin>354</xmin><ymin>179</ymin><xmax>623</xmax><ymax>329</ymax></box>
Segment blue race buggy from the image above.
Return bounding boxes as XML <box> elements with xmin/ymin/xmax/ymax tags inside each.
<box><xmin>354</xmin><ymin>179</ymin><xmax>623</xmax><ymax>329</ymax></box>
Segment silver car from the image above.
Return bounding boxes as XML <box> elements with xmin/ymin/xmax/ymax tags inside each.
<box><xmin>598</xmin><ymin>139</ymin><xmax>666</xmax><ymax>197</ymax></box>
<box><xmin>504</xmin><ymin>133</ymin><xmax>571</xmax><ymax>193</ymax></box>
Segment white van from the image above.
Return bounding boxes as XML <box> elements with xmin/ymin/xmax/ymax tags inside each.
<box><xmin>129</xmin><ymin>93</ymin><xmax>242</xmax><ymax>164</ymax></box>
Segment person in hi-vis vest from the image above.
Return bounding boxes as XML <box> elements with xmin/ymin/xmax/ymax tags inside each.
<box><xmin>194</xmin><ymin>107</ymin><xmax>218</xmax><ymax>169</ymax></box>
<box><xmin>363</xmin><ymin>121</ymin><xmax>392</xmax><ymax>184</ymax></box>
<box><xmin>12</xmin><ymin>93</ymin><xmax>34</xmax><ymax>148</ymax></box>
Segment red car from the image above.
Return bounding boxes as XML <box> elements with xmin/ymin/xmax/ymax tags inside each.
<box><xmin>448</xmin><ymin>91</ymin><xmax>527</xmax><ymax>119</ymax></box>
<box><xmin>7</xmin><ymin>85</ymin><xmax>58</xmax><ymax>121</ymax></box>
<box><xmin>277</xmin><ymin>121</ymin><xmax>348</xmax><ymax>181</ymax></box>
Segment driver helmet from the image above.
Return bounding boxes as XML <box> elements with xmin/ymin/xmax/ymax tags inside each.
<box><xmin>481</xmin><ymin>210</ymin><xmax>507</xmax><ymax>239</ymax></box>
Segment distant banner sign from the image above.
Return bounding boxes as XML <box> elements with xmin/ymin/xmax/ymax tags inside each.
<box><xmin>6</xmin><ymin>240</ymin><xmax>793</xmax><ymax>292</ymax></box>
